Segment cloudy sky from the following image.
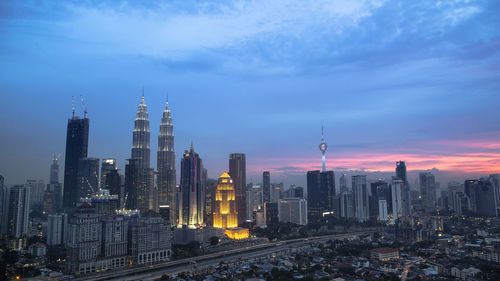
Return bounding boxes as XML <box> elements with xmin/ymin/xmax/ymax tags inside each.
<box><xmin>1</xmin><ymin>0</ymin><xmax>499</xmax><ymax>187</ymax></box>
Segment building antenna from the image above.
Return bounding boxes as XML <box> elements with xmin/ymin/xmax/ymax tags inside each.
<box><xmin>72</xmin><ymin>96</ymin><xmax>75</xmax><ymax>117</ymax></box>
<box><xmin>80</xmin><ymin>95</ymin><xmax>87</xmax><ymax>118</ymax></box>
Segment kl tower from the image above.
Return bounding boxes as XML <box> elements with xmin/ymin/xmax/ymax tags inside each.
<box><xmin>319</xmin><ymin>125</ymin><xmax>328</xmax><ymax>172</ymax></box>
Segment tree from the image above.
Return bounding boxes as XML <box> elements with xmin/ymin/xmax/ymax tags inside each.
<box><xmin>3</xmin><ymin>250</ymin><xmax>18</xmax><ymax>264</ymax></box>
<box><xmin>209</xmin><ymin>236</ymin><xmax>219</xmax><ymax>246</ymax></box>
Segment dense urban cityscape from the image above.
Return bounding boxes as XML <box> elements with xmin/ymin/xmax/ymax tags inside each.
<box><xmin>0</xmin><ymin>95</ymin><xmax>499</xmax><ymax>281</ymax></box>
<box><xmin>2</xmin><ymin>1</ymin><xmax>500</xmax><ymax>281</ymax></box>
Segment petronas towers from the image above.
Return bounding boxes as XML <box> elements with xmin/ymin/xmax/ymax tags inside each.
<box><xmin>126</xmin><ymin>92</ymin><xmax>176</xmax><ymax>219</ymax></box>
<box><xmin>157</xmin><ymin>99</ymin><xmax>176</xmax><ymax>221</ymax></box>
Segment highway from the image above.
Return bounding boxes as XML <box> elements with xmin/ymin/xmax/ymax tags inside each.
<box><xmin>74</xmin><ymin>230</ymin><xmax>379</xmax><ymax>281</ymax></box>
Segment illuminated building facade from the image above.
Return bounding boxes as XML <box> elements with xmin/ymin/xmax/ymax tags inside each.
<box><xmin>178</xmin><ymin>145</ymin><xmax>205</xmax><ymax>228</ymax></box>
<box><xmin>213</xmin><ymin>172</ymin><xmax>249</xmax><ymax>240</ymax></box>
<box><xmin>229</xmin><ymin>153</ymin><xmax>246</xmax><ymax>225</ymax></box>
<box><xmin>213</xmin><ymin>172</ymin><xmax>238</xmax><ymax>229</ymax></box>
<box><xmin>157</xmin><ymin>99</ymin><xmax>176</xmax><ymax>224</ymax></box>
<box><xmin>129</xmin><ymin>94</ymin><xmax>154</xmax><ymax>213</ymax></box>
<box><xmin>100</xmin><ymin>158</ymin><xmax>117</xmax><ymax>189</ymax></box>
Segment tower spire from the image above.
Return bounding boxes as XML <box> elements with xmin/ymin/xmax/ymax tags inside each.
<box><xmin>72</xmin><ymin>96</ymin><xmax>75</xmax><ymax>117</ymax></box>
<box><xmin>318</xmin><ymin>125</ymin><xmax>328</xmax><ymax>172</ymax></box>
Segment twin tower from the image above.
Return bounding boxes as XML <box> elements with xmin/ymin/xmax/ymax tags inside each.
<box><xmin>129</xmin><ymin>94</ymin><xmax>176</xmax><ymax>217</ymax></box>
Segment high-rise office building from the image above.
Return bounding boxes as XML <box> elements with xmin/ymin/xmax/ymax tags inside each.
<box><xmin>270</xmin><ymin>185</ymin><xmax>281</xmax><ymax>203</ymax></box>
<box><xmin>50</xmin><ymin>155</ymin><xmax>60</xmax><ymax>184</ymax></box>
<box><xmin>378</xmin><ymin>199</ymin><xmax>388</xmax><ymax>221</ymax></box>
<box><xmin>1</xmin><ymin>185</ymin><xmax>30</xmax><ymax>238</ymax></box>
<box><xmin>490</xmin><ymin>174</ymin><xmax>500</xmax><ymax>210</ymax></box>
<box><xmin>420</xmin><ymin>172</ymin><xmax>437</xmax><ymax>212</ymax></box>
<box><xmin>178</xmin><ymin>145</ymin><xmax>205</xmax><ymax>227</ymax></box>
<box><xmin>370</xmin><ymin>180</ymin><xmax>391</xmax><ymax>218</ymax></box>
<box><xmin>391</xmin><ymin>178</ymin><xmax>404</xmax><ymax>219</ymax></box>
<box><xmin>157</xmin><ymin>100</ymin><xmax>176</xmax><ymax>223</ymax></box>
<box><xmin>132</xmin><ymin>94</ymin><xmax>150</xmax><ymax>170</ymax></box>
<box><xmin>264</xmin><ymin>202</ymin><xmax>279</xmax><ymax>226</ymax></box>
<box><xmin>307</xmin><ymin>170</ymin><xmax>329</xmax><ymax>219</ymax></box>
<box><xmin>47</xmin><ymin>213</ymin><xmax>68</xmax><ymax>246</ymax></box>
<box><xmin>396</xmin><ymin>161</ymin><xmax>407</xmax><ymax>182</ymax></box>
<box><xmin>339</xmin><ymin>173</ymin><xmax>348</xmax><ymax>194</ymax></box>
<box><xmin>130</xmin><ymin>94</ymin><xmax>154</xmax><ymax>213</ymax></box>
<box><xmin>322</xmin><ymin>171</ymin><xmax>336</xmax><ymax>212</ymax></box>
<box><xmin>290</xmin><ymin>186</ymin><xmax>304</xmax><ymax>198</ymax></box>
<box><xmin>229</xmin><ymin>153</ymin><xmax>246</xmax><ymax>225</ymax></box>
<box><xmin>46</xmin><ymin>156</ymin><xmax>63</xmax><ymax>213</ymax></box>
<box><xmin>279</xmin><ymin>198</ymin><xmax>307</xmax><ymax>225</ymax></box>
<box><xmin>26</xmin><ymin>179</ymin><xmax>45</xmax><ymax>208</ymax></box>
<box><xmin>63</xmin><ymin>113</ymin><xmax>89</xmax><ymax>209</ymax></box>
<box><xmin>263</xmin><ymin>171</ymin><xmax>271</xmax><ymax>203</ymax></box>
<box><xmin>352</xmin><ymin>175</ymin><xmax>369</xmax><ymax>221</ymax></box>
<box><xmin>246</xmin><ymin>185</ymin><xmax>263</xmax><ymax>222</ymax></box>
<box><xmin>100</xmin><ymin>158</ymin><xmax>117</xmax><ymax>188</ymax></box>
<box><xmin>77</xmin><ymin>157</ymin><xmax>99</xmax><ymax>201</ymax></box>
<box><xmin>213</xmin><ymin>172</ymin><xmax>238</xmax><ymax>229</ymax></box>
<box><xmin>465</xmin><ymin>179</ymin><xmax>498</xmax><ymax>217</ymax></box>
<box><xmin>125</xmin><ymin>158</ymin><xmax>140</xmax><ymax>210</ymax></box>
<box><xmin>396</xmin><ymin>161</ymin><xmax>411</xmax><ymax>216</ymax></box>
<box><xmin>340</xmin><ymin>192</ymin><xmax>354</xmax><ymax>218</ymax></box>
<box><xmin>104</xmin><ymin>169</ymin><xmax>121</xmax><ymax>204</ymax></box>
<box><xmin>318</xmin><ymin>126</ymin><xmax>328</xmax><ymax>172</ymax></box>
<box><xmin>204</xmin><ymin>178</ymin><xmax>217</xmax><ymax>225</ymax></box>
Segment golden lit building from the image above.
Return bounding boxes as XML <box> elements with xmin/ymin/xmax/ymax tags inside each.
<box><xmin>213</xmin><ymin>172</ymin><xmax>238</xmax><ymax>229</ymax></box>
<box><xmin>213</xmin><ymin>172</ymin><xmax>249</xmax><ymax>239</ymax></box>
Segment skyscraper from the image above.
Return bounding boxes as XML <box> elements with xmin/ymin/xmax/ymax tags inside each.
<box><xmin>229</xmin><ymin>153</ymin><xmax>246</xmax><ymax>225</ymax></box>
<box><xmin>125</xmin><ymin>158</ymin><xmax>140</xmax><ymax>210</ymax></box>
<box><xmin>132</xmin><ymin>94</ymin><xmax>150</xmax><ymax>170</ymax></box>
<box><xmin>178</xmin><ymin>145</ymin><xmax>205</xmax><ymax>228</ymax></box>
<box><xmin>130</xmin><ymin>94</ymin><xmax>154</xmax><ymax>213</ymax></box>
<box><xmin>369</xmin><ymin>180</ymin><xmax>391</xmax><ymax>219</ymax></box>
<box><xmin>465</xmin><ymin>179</ymin><xmax>498</xmax><ymax>217</ymax></box>
<box><xmin>46</xmin><ymin>156</ymin><xmax>63</xmax><ymax>213</ymax></box>
<box><xmin>339</xmin><ymin>173</ymin><xmax>348</xmax><ymax>194</ymax></box>
<box><xmin>77</xmin><ymin>157</ymin><xmax>99</xmax><ymax>200</ymax></box>
<box><xmin>26</xmin><ymin>179</ymin><xmax>45</xmax><ymax>208</ymax></box>
<box><xmin>100</xmin><ymin>158</ymin><xmax>117</xmax><ymax>189</ymax></box>
<box><xmin>391</xmin><ymin>178</ymin><xmax>404</xmax><ymax>219</ymax></box>
<box><xmin>50</xmin><ymin>155</ymin><xmax>60</xmax><ymax>184</ymax></box>
<box><xmin>307</xmin><ymin>170</ymin><xmax>332</xmax><ymax>220</ymax></box>
<box><xmin>104</xmin><ymin>169</ymin><xmax>122</xmax><ymax>204</ymax></box>
<box><xmin>319</xmin><ymin>126</ymin><xmax>328</xmax><ymax>172</ymax></box>
<box><xmin>352</xmin><ymin>175</ymin><xmax>369</xmax><ymax>221</ymax></box>
<box><xmin>490</xmin><ymin>174</ymin><xmax>500</xmax><ymax>210</ymax></box>
<box><xmin>396</xmin><ymin>161</ymin><xmax>411</xmax><ymax>216</ymax></box>
<box><xmin>263</xmin><ymin>171</ymin><xmax>271</xmax><ymax>203</ymax></box>
<box><xmin>396</xmin><ymin>161</ymin><xmax>407</xmax><ymax>182</ymax></box>
<box><xmin>419</xmin><ymin>172</ymin><xmax>437</xmax><ymax>213</ymax></box>
<box><xmin>62</xmin><ymin>113</ymin><xmax>89</xmax><ymax>209</ymax></box>
<box><xmin>1</xmin><ymin>185</ymin><xmax>30</xmax><ymax>238</ymax></box>
<box><xmin>213</xmin><ymin>172</ymin><xmax>238</xmax><ymax>229</ymax></box>
<box><xmin>279</xmin><ymin>198</ymin><xmax>308</xmax><ymax>225</ymax></box>
<box><xmin>157</xmin><ymin>99</ymin><xmax>176</xmax><ymax>223</ymax></box>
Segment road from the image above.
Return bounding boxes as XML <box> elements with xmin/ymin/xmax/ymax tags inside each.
<box><xmin>74</xmin><ymin>229</ymin><xmax>380</xmax><ymax>281</ymax></box>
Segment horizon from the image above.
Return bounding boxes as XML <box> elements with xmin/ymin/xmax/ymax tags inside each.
<box><xmin>1</xmin><ymin>1</ymin><xmax>499</xmax><ymax>187</ymax></box>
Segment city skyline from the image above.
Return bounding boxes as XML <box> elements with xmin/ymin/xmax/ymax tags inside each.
<box><xmin>1</xmin><ymin>1</ymin><xmax>500</xmax><ymax>186</ymax></box>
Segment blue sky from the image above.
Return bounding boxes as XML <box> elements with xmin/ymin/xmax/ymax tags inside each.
<box><xmin>1</xmin><ymin>0</ymin><xmax>499</xmax><ymax>186</ymax></box>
